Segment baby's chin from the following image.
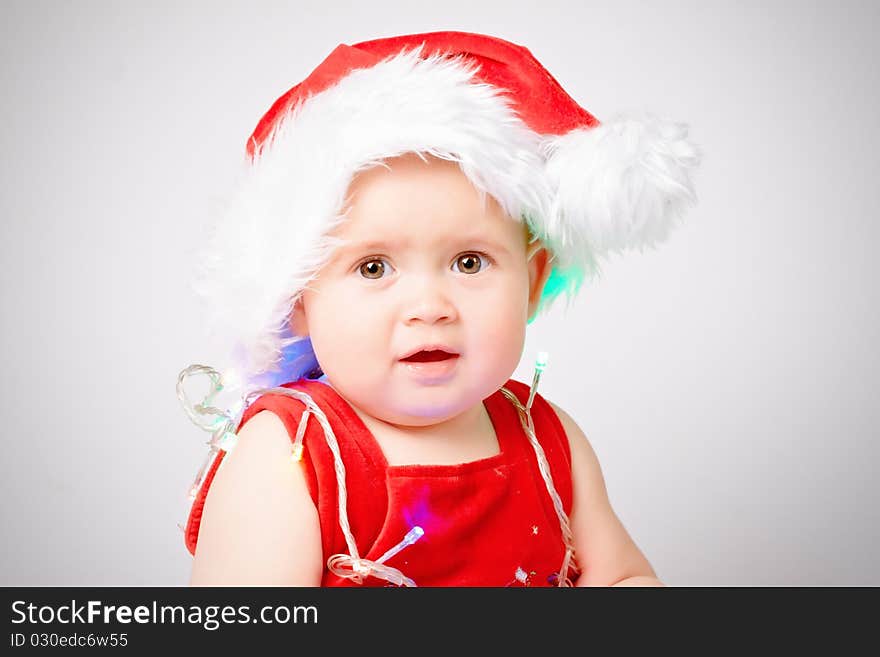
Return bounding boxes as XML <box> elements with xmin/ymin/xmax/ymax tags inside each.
<box><xmin>366</xmin><ymin>397</ymin><xmax>474</xmax><ymax>427</ymax></box>
<box><xmin>328</xmin><ymin>368</ymin><xmax>511</xmax><ymax>425</ymax></box>
<box><xmin>344</xmin><ymin>386</ymin><xmax>486</xmax><ymax>427</ymax></box>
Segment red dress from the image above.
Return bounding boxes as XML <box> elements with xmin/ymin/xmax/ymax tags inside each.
<box><xmin>185</xmin><ymin>378</ymin><xmax>578</xmax><ymax>587</ymax></box>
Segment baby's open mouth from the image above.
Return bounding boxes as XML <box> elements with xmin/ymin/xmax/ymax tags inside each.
<box><xmin>400</xmin><ymin>350</ymin><xmax>459</xmax><ymax>362</ymax></box>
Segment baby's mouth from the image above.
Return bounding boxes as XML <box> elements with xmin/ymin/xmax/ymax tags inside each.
<box><xmin>400</xmin><ymin>350</ymin><xmax>459</xmax><ymax>363</ymax></box>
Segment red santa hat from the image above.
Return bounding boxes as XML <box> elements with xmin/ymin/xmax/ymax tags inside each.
<box><xmin>195</xmin><ymin>31</ymin><xmax>701</xmax><ymax>388</ymax></box>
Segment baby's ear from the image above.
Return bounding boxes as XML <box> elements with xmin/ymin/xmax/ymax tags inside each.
<box><xmin>289</xmin><ymin>297</ymin><xmax>309</xmax><ymax>338</ymax></box>
<box><xmin>526</xmin><ymin>243</ymin><xmax>553</xmax><ymax>321</ymax></box>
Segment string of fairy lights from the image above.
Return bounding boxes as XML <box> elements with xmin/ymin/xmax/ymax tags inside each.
<box><xmin>177</xmin><ymin>352</ymin><xmax>577</xmax><ymax>586</ymax></box>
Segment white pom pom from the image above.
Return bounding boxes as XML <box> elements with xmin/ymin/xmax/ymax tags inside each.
<box><xmin>542</xmin><ymin>113</ymin><xmax>701</xmax><ymax>266</ymax></box>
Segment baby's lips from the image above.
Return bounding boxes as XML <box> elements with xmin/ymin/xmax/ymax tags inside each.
<box><xmin>400</xmin><ymin>350</ymin><xmax>460</xmax><ymax>363</ymax></box>
<box><xmin>398</xmin><ymin>344</ymin><xmax>461</xmax><ymax>361</ymax></box>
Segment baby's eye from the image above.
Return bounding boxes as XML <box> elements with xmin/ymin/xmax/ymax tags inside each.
<box><xmin>358</xmin><ymin>258</ymin><xmax>390</xmax><ymax>279</ymax></box>
<box><xmin>452</xmin><ymin>252</ymin><xmax>489</xmax><ymax>275</ymax></box>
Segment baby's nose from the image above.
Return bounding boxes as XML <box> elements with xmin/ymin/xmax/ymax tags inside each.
<box><xmin>404</xmin><ymin>279</ymin><xmax>458</xmax><ymax>325</ymax></box>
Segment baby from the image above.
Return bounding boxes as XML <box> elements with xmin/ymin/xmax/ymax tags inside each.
<box><xmin>182</xmin><ymin>31</ymin><xmax>699</xmax><ymax>587</ymax></box>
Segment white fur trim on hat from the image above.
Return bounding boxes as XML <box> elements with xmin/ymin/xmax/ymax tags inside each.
<box><xmin>193</xmin><ymin>47</ymin><xmax>556</xmax><ymax>385</ymax></box>
<box><xmin>543</xmin><ymin>113</ymin><xmax>701</xmax><ymax>262</ymax></box>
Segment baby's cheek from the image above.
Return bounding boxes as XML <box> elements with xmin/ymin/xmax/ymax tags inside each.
<box><xmin>469</xmin><ymin>296</ymin><xmax>526</xmax><ymax>355</ymax></box>
<box><xmin>310</xmin><ymin>292</ymin><xmax>367</xmax><ymax>357</ymax></box>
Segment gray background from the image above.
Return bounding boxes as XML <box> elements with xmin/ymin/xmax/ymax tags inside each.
<box><xmin>1</xmin><ymin>0</ymin><xmax>877</xmax><ymax>586</ymax></box>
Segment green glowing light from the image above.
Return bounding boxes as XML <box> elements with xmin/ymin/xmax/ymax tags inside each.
<box><xmin>535</xmin><ymin>351</ymin><xmax>549</xmax><ymax>372</ymax></box>
<box><xmin>218</xmin><ymin>431</ymin><xmax>238</xmax><ymax>452</ymax></box>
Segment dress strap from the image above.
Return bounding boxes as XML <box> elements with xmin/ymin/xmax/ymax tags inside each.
<box><xmin>184</xmin><ymin>379</ymin><xmax>388</xmax><ymax>559</ymax></box>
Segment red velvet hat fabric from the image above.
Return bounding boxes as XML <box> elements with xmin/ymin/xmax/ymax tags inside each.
<box><xmin>246</xmin><ymin>31</ymin><xmax>599</xmax><ymax>159</ymax></box>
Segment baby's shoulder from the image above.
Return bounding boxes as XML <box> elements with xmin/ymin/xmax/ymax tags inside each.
<box><xmin>238</xmin><ymin>379</ymin><xmax>327</xmax><ymax>433</ymax></box>
<box><xmin>544</xmin><ymin>399</ymin><xmax>587</xmax><ymax>444</ymax></box>
<box><xmin>540</xmin><ymin>397</ymin><xmax>601</xmax><ymax>475</ymax></box>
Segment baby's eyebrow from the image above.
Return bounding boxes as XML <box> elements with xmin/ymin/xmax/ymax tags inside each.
<box><xmin>338</xmin><ymin>236</ymin><xmax>512</xmax><ymax>256</ymax></box>
<box><xmin>338</xmin><ymin>238</ymin><xmax>408</xmax><ymax>254</ymax></box>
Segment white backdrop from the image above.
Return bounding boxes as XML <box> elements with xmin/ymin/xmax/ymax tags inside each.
<box><xmin>1</xmin><ymin>0</ymin><xmax>877</xmax><ymax>586</ymax></box>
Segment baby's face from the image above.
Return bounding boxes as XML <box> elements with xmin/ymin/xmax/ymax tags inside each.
<box><xmin>292</xmin><ymin>153</ymin><xmax>548</xmax><ymax>426</ymax></box>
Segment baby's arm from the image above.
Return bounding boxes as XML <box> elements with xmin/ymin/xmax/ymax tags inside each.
<box><xmin>548</xmin><ymin>402</ymin><xmax>664</xmax><ymax>587</ymax></box>
<box><xmin>189</xmin><ymin>411</ymin><xmax>324</xmax><ymax>586</ymax></box>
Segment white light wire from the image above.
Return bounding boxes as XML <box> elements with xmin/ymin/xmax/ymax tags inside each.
<box><xmin>501</xmin><ymin>352</ymin><xmax>579</xmax><ymax>586</ymax></box>
<box><xmin>178</xmin><ymin>365</ymin><xmax>421</xmax><ymax>587</ymax></box>
<box><xmin>176</xmin><ymin>365</ymin><xmax>238</xmax><ymax>500</ymax></box>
